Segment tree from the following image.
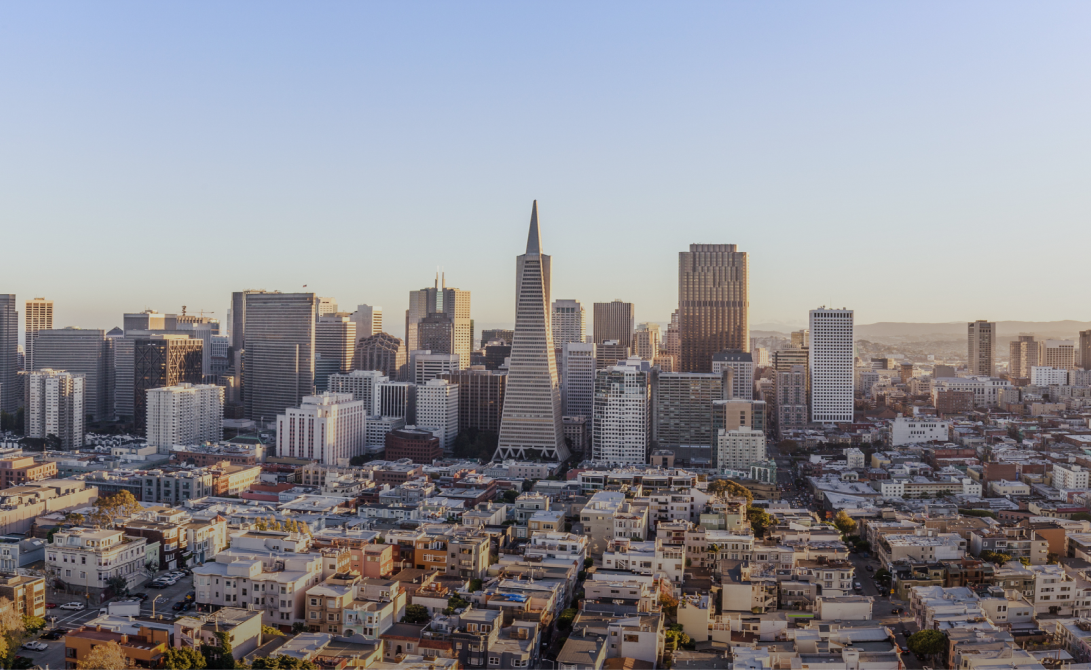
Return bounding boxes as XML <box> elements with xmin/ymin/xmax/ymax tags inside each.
<box><xmin>262</xmin><ymin>625</ymin><xmax>285</xmax><ymax>638</ymax></box>
<box><xmin>64</xmin><ymin>512</ymin><xmax>85</xmax><ymax>526</ymax></box>
<box><xmin>874</xmin><ymin>569</ymin><xmax>891</xmax><ymax>587</ymax></box>
<box><xmin>403</xmin><ymin>604</ymin><xmax>430</xmax><ymax>624</ymax></box>
<box><xmin>469</xmin><ymin>578</ymin><xmax>483</xmax><ymax>592</ymax></box>
<box><xmin>502</xmin><ymin>490</ymin><xmax>519</xmax><ymax>504</ymax></box>
<box><xmin>291</xmin><ymin>622</ymin><xmax>306</xmax><ymax>634</ymax></box>
<box><xmin>664</xmin><ymin>624</ymin><xmax>691</xmax><ymax>651</ymax></box>
<box><xmin>584</xmin><ymin>557</ymin><xmax>594</xmax><ymax>569</ymax></box>
<box><xmin>250</xmin><ymin>657</ymin><xmax>319</xmax><ymax>670</ymax></box>
<box><xmin>21</xmin><ymin>616</ymin><xmax>45</xmax><ymax>635</ymax></box>
<box><xmin>906</xmin><ymin>630</ymin><xmax>946</xmax><ymax>663</ymax></box>
<box><xmin>832</xmin><ymin>510</ymin><xmax>857</xmax><ymax>537</ymax></box>
<box><xmin>107</xmin><ymin>575</ymin><xmax>129</xmax><ymax>598</ymax></box>
<box><xmin>658</xmin><ymin>592</ymin><xmax>678</xmax><ymax>617</ymax></box>
<box><xmin>1019</xmin><ymin>557</ymin><xmax>1031</xmax><ymax>566</ymax></box>
<box><xmin>557</xmin><ymin>608</ymin><xmax>577</xmax><ymax>629</ymax></box>
<box><xmin>777</xmin><ymin>440</ymin><xmax>800</xmax><ymax>455</ymax></box>
<box><xmin>1073</xmin><ymin>512</ymin><xmax>1091</xmax><ymax>522</ymax></box>
<box><xmin>202</xmin><ymin>630</ymin><xmax>235</xmax><ymax>670</ymax></box>
<box><xmin>747</xmin><ymin>506</ymin><xmax>771</xmax><ymax>538</ymax></box>
<box><xmin>707</xmin><ymin>479</ymin><xmax>753</xmax><ymax>505</ymax></box>
<box><xmin>77</xmin><ymin>640</ymin><xmax>131</xmax><ymax>670</ymax></box>
<box><xmin>89</xmin><ymin>491</ymin><xmax>142</xmax><ymax>528</ymax></box>
<box><xmin>444</xmin><ymin>594</ymin><xmax>471</xmax><ymax>615</ymax></box>
<box><xmin>979</xmin><ymin>550</ymin><xmax>1012</xmax><ymax>565</ymax></box>
<box><xmin>162</xmin><ymin>647</ymin><xmax>208</xmax><ymax>670</ymax></box>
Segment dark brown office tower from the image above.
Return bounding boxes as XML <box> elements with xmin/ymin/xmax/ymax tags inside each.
<box><xmin>484</xmin><ymin>343</ymin><xmax>512</xmax><ymax>371</ymax></box>
<box><xmin>1080</xmin><ymin>330</ymin><xmax>1091</xmax><ymax>371</ymax></box>
<box><xmin>134</xmin><ymin>335</ymin><xmax>204</xmax><ymax>431</ymax></box>
<box><xmin>418</xmin><ymin>314</ymin><xmax>455</xmax><ymax>354</ymax></box>
<box><xmin>480</xmin><ymin>329</ymin><xmax>514</xmax><ymax>345</ymax></box>
<box><xmin>355</xmin><ymin>332</ymin><xmax>407</xmax><ymax>381</ymax></box>
<box><xmin>439</xmin><ymin>367</ymin><xmax>507</xmax><ymax>433</ymax></box>
<box><xmin>596</xmin><ymin>341</ymin><xmax>630</xmax><ymax>370</ymax></box>
<box><xmin>593</xmin><ymin>301</ymin><xmax>635</xmax><ymax>347</ymax></box>
<box><xmin>678</xmin><ymin>244</ymin><xmax>748</xmax><ymax>372</ymax></box>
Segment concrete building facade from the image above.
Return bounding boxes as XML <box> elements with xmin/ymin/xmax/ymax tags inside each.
<box><xmin>678</xmin><ymin>244</ymin><xmax>749</xmax><ymax>372</ymax></box>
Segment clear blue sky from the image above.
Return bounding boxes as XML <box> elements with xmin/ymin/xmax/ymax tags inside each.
<box><xmin>2</xmin><ymin>3</ymin><xmax>1090</xmax><ymax>337</ymax></box>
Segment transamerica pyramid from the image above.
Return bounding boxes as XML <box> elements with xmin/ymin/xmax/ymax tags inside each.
<box><xmin>493</xmin><ymin>201</ymin><xmax>571</xmax><ymax>462</ymax></box>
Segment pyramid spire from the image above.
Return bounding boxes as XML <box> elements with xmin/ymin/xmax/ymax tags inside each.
<box><xmin>526</xmin><ymin>200</ymin><xmax>542</xmax><ymax>255</ymax></box>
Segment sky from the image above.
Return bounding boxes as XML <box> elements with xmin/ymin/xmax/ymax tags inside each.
<box><xmin>2</xmin><ymin>3</ymin><xmax>1090</xmax><ymax>339</ymax></box>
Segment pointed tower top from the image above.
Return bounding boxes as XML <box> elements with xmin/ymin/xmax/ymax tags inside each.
<box><xmin>526</xmin><ymin>200</ymin><xmax>542</xmax><ymax>255</ymax></box>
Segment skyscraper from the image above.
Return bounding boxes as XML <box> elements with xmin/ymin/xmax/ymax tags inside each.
<box><xmin>711</xmin><ymin>350</ymin><xmax>754</xmax><ymax>400</ymax></box>
<box><xmin>810</xmin><ymin>308</ymin><xmax>854</xmax><ymax>423</ymax></box>
<box><xmin>134</xmin><ymin>334</ymin><xmax>204</xmax><ymax>432</ymax></box>
<box><xmin>967</xmin><ymin>320</ymin><xmax>995</xmax><ymax>376</ymax></box>
<box><xmin>351</xmin><ymin>305</ymin><xmax>383</xmax><ymax>339</ymax></box>
<box><xmin>494</xmin><ymin>202</ymin><xmax>569</xmax><ymax>462</ymax></box>
<box><xmin>552</xmin><ymin>299</ymin><xmax>586</xmax><ymax>346</ymax></box>
<box><xmin>22</xmin><ymin>369</ymin><xmax>84</xmax><ymax>449</ymax></box>
<box><xmin>592</xmin><ymin>362</ymin><xmax>649</xmax><ymax>464</ymax></box>
<box><xmin>315</xmin><ymin>314</ymin><xmax>357</xmax><ymax>391</ymax></box>
<box><xmin>1009</xmin><ymin>335</ymin><xmax>1038</xmax><ymax>380</ymax></box>
<box><xmin>775</xmin><ymin>365</ymin><xmax>808</xmax><ymax>438</ymax></box>
<box><xmin>415</xmin><ymin>378</ymin><xmax>459</xmax><ymax>450</ymax></box>
<box><xmin>33</xmin><ymin>328</ymin><xmax>112</xmax><ymax>421</ymax></box>
<box><xmin>678</xmin><ymin>244</ymin><xmax>749</xmax><ymax>372</ymax></box>
<box><xmin>145</xmin><ymin>383</ymin><xmax>223</xmax><ymax>449</ymax></box>
<box><xmin>438</xmin><ymin>368</ymin><xmax>506</xmax><ymax>433</ymax></box>
<box><xmin>562</xmin><ymin>342</ymin><xmax>596</xmax><ymax>419</ymax></box>
<box><xmin>1081</xmin><ymin>330</ymin><xmax>1091</xmax><ymax>371</ymax></box>
<box><xmin>0</xmin><ymin>296</ymin><xmax>16</xmax><ymax>414</ymax></box>
<box><xmin>632</xmin><ymin>323</ymin><xmax>661</xmax><ymax>361</ymax></box>
<box><xmin>1039</xmin><ymin>339</ymin><xmax>1076</xmax><ymax>370</ymax></box>
<box><xmin>355</xmin><ymin>332</ymin><xmax>407</xmax><ymax>381</ymax></box>
<box><xmin>243</xmin><ymin>292</ymin><xmax>318</xmax><ymax>423</ymax></box>
<box><xmin>406</xmin><ymin>274</ymin><xmax>471</xmax><ymax>368</ymax></box>
<box><xmin>24</xmin><ymin>298</ymin><xmax>53</xmax><ymax>373</ymax></box>
<box><xmin>650</xmin><ymin>369</ymin><xmax>731</xmax><ymax>450</ymax></box>
<box><xmin>593</xmin><ymin>300</ymin><xmax>634</xmax><ymax>347</ymax></box>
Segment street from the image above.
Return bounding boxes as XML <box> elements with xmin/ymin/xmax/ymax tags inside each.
<box><xmin>22</xmin><ymin>573</ymin><xmax>196</xmax><ymax>670</ymax></box>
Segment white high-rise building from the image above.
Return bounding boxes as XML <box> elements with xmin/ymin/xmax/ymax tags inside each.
<box><xmin>809</xmin><ymin>308</ymin><xmax>854</xmax><ymax>423</ymax></box>
<box><xmin>711</xmin><ymin>349</ymin><xmax>754</xmax><ymax>400</ymax></box>
<box><xmin>552</xmin><ymin>299</ymin><xmax>586</xmax><ymax>347</ymax></box>
<box><xmin>494</xmin><ymin>202</ymin><xmax>570</xmax><ymax>461</ymax></box>
<box><xmin>351</xmin><ymin>305</ymin><xmax>383</xmax><ymax>339</ymax></box>
<box><xmin>592</xmin><ymin>362</ymin><xmax>649</xmax><ymax>464</ymax></box>
<box><xmin>1053</xmin><ymin>463</ymin><xmax>1089</xmax><ymax>490</ymax></box>
<box><xmin>1031</xmin><ymin>366</ymin><xmax>1069</xmax><ymax>387</ymax></box>
<box><xmin>1039</xmin><ymin>340</ymin><xmax>1076</xmax><ymax>371</ymax></box>
<box><xmin>415</xmin><ymin>379</ymin><xmax>459</xmax><ymax>450</ymax></box>
<box><xmin>22</xmin><ymin>368</ymin><xmax>84</xmax><ymax>449</ymax></box>
<box><xmin>562</xmin><ymin>342</ymin><xmax>596</xmax><ymax>418</ymax></box>
<box><xmin>376</xmin><ymin>381</ymin><xmax>414</xmax><ymax>419</ymax></box>
<box><xmin>409</xmin><ymin>350</ymin><xmax>460</xmax><ymax>385</ymax></box>
<box><xmin>328</xmin><ymin>370</ymin><xmax>387</xmax><ymax>414</ymax></box>
<box><xmin>146</xmin><ymin>383</ymin><xmax>224</xmax><ymax>449</ymax></box>
<box><xmin>716</xmin><ymin>428</ymin><xmax>766</xmax><ymax>471</ymax></box>
<box><xmin>276</xmin><ymin>392</ymin><xmax>365</xmax><ymax>464</ymax></box>
<box><xmin>365</xmin><ymin>415</ymin><xmax>405</xmax><ymax>447</ymax></box>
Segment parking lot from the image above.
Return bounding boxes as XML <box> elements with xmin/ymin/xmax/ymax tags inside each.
<box><xmin>23</xmin><ymin>572</ymin><xmax>197</xmax><ymax>669</ymax></box>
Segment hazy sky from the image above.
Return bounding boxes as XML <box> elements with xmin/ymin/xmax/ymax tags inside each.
<box><xmin>3</xmin><ymin>3</ymin><xmax>1090</xmax><ymax>339</ymax></box>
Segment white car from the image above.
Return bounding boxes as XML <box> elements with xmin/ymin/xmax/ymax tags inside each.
<box><xmin>59</xmin><ymin>602</ymin><xmax>85</xmax><ymax>611</ymax></box>
<box><xmin>22</xmin><ymin>642</ymin><xmax>48</xmax><ymax>652</ymax></box>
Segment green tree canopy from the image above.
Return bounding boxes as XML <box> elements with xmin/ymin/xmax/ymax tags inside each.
<box><xmin>250</xmin><ymin>657</ymin><xmax>318</xmax><ymax>670</ymax></box>
<box><xmin>907</xmin><ymin>630</ymin><xmax>947</xmax><ymax>659</ymax></box>
<box><xmin>833</xmin><ymin>510</ymin><xmax>857</xmax><ymax>537</ymax></box>
<box><xmin>403</xmin><ymin>604</ymin><xmax>430</xmax><ymax>624</ymax></box>
<box><xmin>262</xmin><ymin>625</ymin><xmax>285</xmax><ymax>638</ymax></box>
<box><xmin>88</xmin><ymin>491</ymin><xmax>143</xmax><ymax>528</ymax></box>
<box><xmin>979</xmin><ymin>550</ymin><xmax>1013</xmax><ymax>565</ymax></box>
<box><xmin>708</xmin><ymin>479</ymin><xmax>753</xmax><ymax>505</ymax></box>
<box><xmin>747</xmin><ymin>506</ymin><xmax>771</xmax><ymax>538</ymax></box>
<box><xmin>163</xmin><ymin>647</ymin><xmax>208</xmax><ymax>670</ymax></box>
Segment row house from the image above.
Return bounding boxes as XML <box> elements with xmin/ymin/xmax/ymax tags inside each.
<box><xmin>631</xmin><ymin>488</ymin><xmax>708</xmax><ymax>526</ymax></box>
<box><xmin>968</xmin><ymin>527</ymin><xmax>1049</xmax><ymax>565</ymax></box>
<box><xmin>306</xmin><ymin>572</ymin><xmax>405</xmax><ymax>637</ymax></box>
<box><xmin>569</xmin><ymin>606</ymin><xmax>665</xmax><ymax>669</ymax></box>
<box><xmin>46</xmin><ymin>528</ymin><xmax>148</xmax><ymax>599</ymax></box>
<box><xmin>184</xmin><ymin>516</ymin><xmax>229</xmax><ymax>565</ymax></box>
<box><xmin>193</xmin><ymin>549</ymin><xmax>325</xmax><ymax>629</ymax></box>
<box><xmin>123</xmin><ymin>520</ymin><xmax>188</xmax><ymax>571</ymax></box>
<box><xmin>602</xmin><ymin>538</ymin><xmax>683</xmax><ymax>584</ymax></box>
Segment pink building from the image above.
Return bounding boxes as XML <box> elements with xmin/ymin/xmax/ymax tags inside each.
<box><xmin>356</xmin><ymin>544</ymin><xmax>394</xmax><ymax>579</ymax></box>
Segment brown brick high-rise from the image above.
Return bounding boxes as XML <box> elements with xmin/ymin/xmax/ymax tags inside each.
<box><xmin>679</xmin><ymin>244</ymin><xmax>748</xmax><ymax>373</ymax></box>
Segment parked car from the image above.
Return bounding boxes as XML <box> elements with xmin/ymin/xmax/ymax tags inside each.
<box><xmin>133</xmin><ymin>593</ymin><xmax>149</xmax><ymax>601</ymax></box>
<box><xmin>866</xmin><ymin>565</ymin><xmax>874</xmax><ymax>572</ymax></box>
<box><xmin>21</xmin><ymin>642</ymin><xmax>48</xmax><ymax>652</ymax></box>
<box><xmin>891</xmin><ymin>607</ymin><xmax>904</xmax><ymax>614</ymax></box>
<box><xmin>45</xmin><ymin>603</ymin><xmax>57</xmax><ymax>609</ymax></box>
<box><xmin>40</xmin><ymin>629</ymin><xmax>67</xmax><ymax>640</ymax></box>
<box><xmin>854</xmin><ymin>582</ymin><xmax>862</xmax><ymax>590</ymax></box>
<box><xmin>185</xmin><ymin>591</ymin><xmax>195</xmax><ymax>601</ymax></box>
<box><xmin>172</xmin><ymin>602</ymin><xmax>186</xmax><ymax>611</ymax></box>
<box><xmin>59</xmin><ymin>602</ymin><xmax>85</xmax><ymax>611</ymax></box>
<box><xmin>180</xmin><ymin>601</ymin><xmax>192</xmax><ymax>611</ymax></box>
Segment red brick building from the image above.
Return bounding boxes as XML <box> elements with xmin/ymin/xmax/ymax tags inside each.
<box><xmin>384</xmin><ymin>429</ymin><xmax>442</xmax><ymax>465</ymax></box>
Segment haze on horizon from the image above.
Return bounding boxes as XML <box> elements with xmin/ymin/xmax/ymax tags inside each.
<box><xmin>2</xmin><ymin>3</ymin><xmax>1090</xmax><ymax>338</ymax></box>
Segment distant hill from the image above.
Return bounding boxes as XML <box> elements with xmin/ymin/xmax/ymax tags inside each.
<box><xmin>856</xmin><ymin>321</ymin><xmax>1091</xmax><ymax>340</ymax></box>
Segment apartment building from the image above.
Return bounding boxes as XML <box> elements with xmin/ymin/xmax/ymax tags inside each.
<box><xmin>145</xmin><ymin>383</ymin><xmax>224</xmax><ymax>448</ymax></box>
<box><xmin>276</xmin><ymin>392</ymin><xmax>366</xmax><ymax>465</ymax></box>
<box><xmin>969</xmin><ymin>528</ymin><xmax>1048</xmax><ymax>565</ymax></box>
<box><xmin>0</xmin><ymin>573</ymin><xmax>46</xmax><ymax>618</ymax></box>
<box><xmin>45</xmin><ymin>528</ymin><xmax>148</xmax><ymax>598</ymax></box>
<box><xmin>193</xmin><ymin>547</ymin><xmax>325</xmax><ymax>628</ymax></box>
<box><xmin>0</xmin><ymin>456</ymin><xmax>57</xmax><ymax>490</ymax></box>
<box><xmin>22</xmin><ymin>368</ymin><xmax>84</xmax><ymax>449</ymax></box>
<box><xmin>579</xmin><ymin>491</ymin><xmax>649</xmax><ymax>555</ymax></box>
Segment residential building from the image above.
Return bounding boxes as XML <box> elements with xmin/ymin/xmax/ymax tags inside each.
<box><xmin>1009</xmin><ymin>335</ymin><xmax>1038</xmax><ymax>380</ymax></box>
<box><xmin>0</xmin><ymin>296</ymin><xmax>16</xmax><ymax>414</ymax></box>
<box><xmin>891</xmin><ymin>417</ymin><xmax>950</xmax><ymax>446</ymax></box>
<box><xmin>650</xmin><ymin>369</ymin><xmax>729</xmax><ymax>450</ymax></box>
<box><xmin>775</xmin><ymin>365</ymin><xmax>808</xmax><ymax>437</ymax></box>
<box><xmin>385</xmin><ymin>428</ymin><xmax>442</xmax><ymax>464</ymax></box>
<box><xmin>139</xmin><ymin>468</ymin><xmax>214</xmax><ymax>503</ymax></box>
<box><xmin>579</xmin><ymin>491</ymin><xmax>649</xmax><ymax>555</ymax></box>
<box><xmin>712</xmin><ymin>350</ymin><xmax>754</xmax><ymax>400</ymax></box>
<box><xmin>632</xmin><ymin>323</ymin><xmax>661</xmax><ymax>361</ymax></box>
<box><xmin>593</xmin><ymin>300</ymin><xmax>635</xmax><ymax>348</ymax></box>
<box><xmin>494</xmin><ymin>202</ymin><xmax>569</xmax><ymax>462</ymax></box>
<box><xmin>64</xmin><ymin>625</ymin><xmax>169</xmax><ymax>669</ymax></box>
<box><xmin>328</xmin><ymin>369</ymin><xmax>387</xmax><ymax>412</ymax></box>
<box><xmin>243</xmin><ymin>291</ymin><xmax>318</xmax><ymax>423</ymax></box>
<box><xmin>45</xmin><ymin>528</ymin><xmax>147</xmax><ymax>597</ymax></box>
<box><xmin>355</xmin><ymin>333</ymin><xmax>407</xmax><ymax>381</ymax></box>
<box><xmin>552</xmin><ymin>299</ymin><xmax>585</xmax><ymax>346</ymax></box>
<box><xmin>809</xmin><ymin>308</ymin><xmax>854</xmax><ymax>423</ymax></box>
<box><xmin>967</xmin><ymin>320</ymin><xmax>995</xmax><ymax>377</ymax></box>
<box><xmin>193</xmin><ymin>547</ymin><xmax>325</xmax><ymax>627</ymax></box>
<box><xmin>1054</xmin><ymin>464</ymin><xmax>1089</xmax><ymax>490</ymax></box>
<box><xmin>414</xmin><ymin>379</ymin><xmax>458</xmax><ymax>449</ymax></box>
<box><xmin>716</xmin><ymin>428</ymin><xmax>765</xmax><ymax>471</ymax></box>
<box><xmin>0</xmin><ymin>573</ymin><xmax>46</xmax><ymax>618</ymax></box>
<box><xmin>277</xmin><ymin>393</ymin><xmax>366</xmax><ymax>464</ymax></box>
<box><xmin>22</xmin><ymin>368</ymin><xmax>84</xmax><ymax>449</ymax></box>
<box><xmin>175</xmin><ymin>608</ymin><xmax>264</xmax><ymax>662</ymax></box>
<box><xmin>592</xmin><ymin>362</ymin><xmax>649</xmax><ymax>464</ymax></box>
<box><xmin>562</xmin><ymin>342</ymin><xmax>596</xmax><ymax>418</ymax></box>
<box><xmin>146</xmin><ymin>383</ymin><xmax>223</xmax><ymax>448</ymax></box>
<box><xmin>679</xmin><ymin>244</ymin><xmax>749</xmax><ymax>372</ymax></box>
<box><xmin>32</xmin><ymin>328</ymin><xmax>111</xmax><ymax>421</ymax></box>
<box><xmin>437</xmin><ymin>367</ymin><xmax>506</xmax><ymax>433</ymax></box>
<box><xmin>0</xmin><ymin>456</ymin><xmax>57</xmax><ymax>489</ymax></box>
<box><xmin>123</xmin><ymin>520</ymin><xmax>187</xmax><ymax>571</ymax></box>
<box><xmin>1031</xmin><ymin>366</ymin><xmax>1069</xmax><ymax>386</ymax></box>
<box><xmin>1040</xmin><ymin>339</ymin><xmax>1076</xmax><ymax>370</ymax></box>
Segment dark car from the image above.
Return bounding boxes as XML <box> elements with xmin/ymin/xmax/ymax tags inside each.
<box><xmin>866</xmin><ymin>565</ymin><xmax>874</xmax><ymax>572</ymax></box>
<box><xmin>891</xmin><ymin>607</ymin><xmax>904</xmax><ymax>614</ymax></box>
<box><xmin>41</xmin><ymin>629</ymin><xmax>67</xmax><ymax>640</ymax></box>
<box><xmin>181</xmin><ymin>601</ymin><xmax>192</xmax><ymax>611</ymax></box>
<box><xmin>133</xmin><ymin>593</ymin><xmax>149</xmax><ymax>601</ymax></box>
<box><xmin>185</xmin><ymin>591</ymin><xmax>195</xmax><ymax>601</ymax></box>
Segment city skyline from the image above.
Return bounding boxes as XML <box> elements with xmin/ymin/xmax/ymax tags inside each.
<box><xmin>4</xmin><ymin>4</ymin><xmax>1091</xmax><ymax>333</ymax></box>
